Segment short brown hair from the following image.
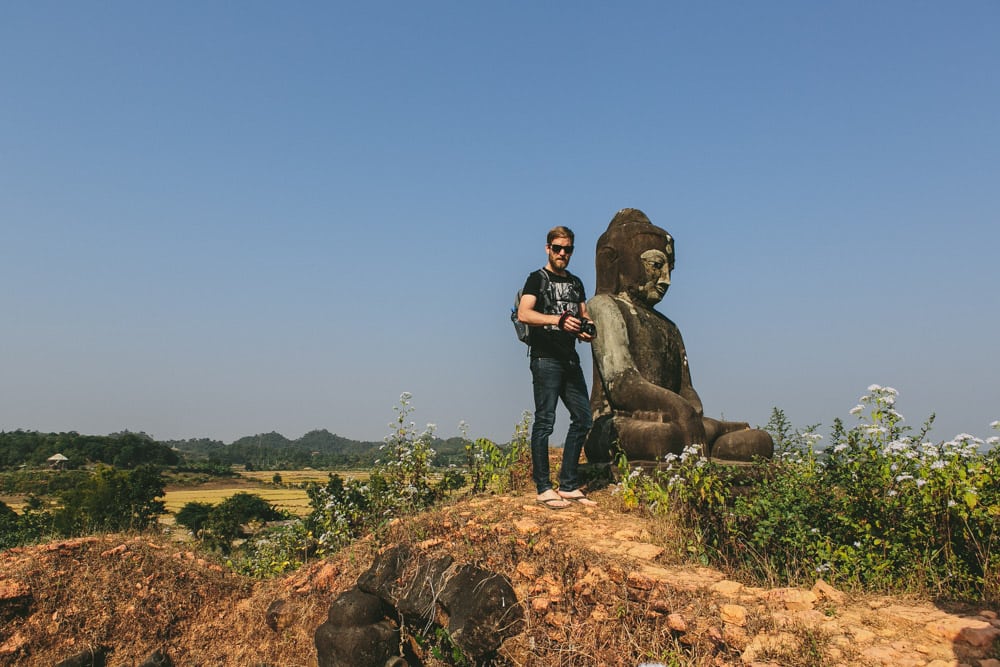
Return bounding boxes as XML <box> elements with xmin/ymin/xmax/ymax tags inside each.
<box><xmin>546</xmin><ymin>226</ymin><xmax>575</xmax><ymax>244</ymax></box>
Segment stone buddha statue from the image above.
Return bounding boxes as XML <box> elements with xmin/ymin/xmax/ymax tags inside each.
<box><xmin>584</xmin><ymin>208</ymin><xmax>773</xmax><ymax>465</ymax></box>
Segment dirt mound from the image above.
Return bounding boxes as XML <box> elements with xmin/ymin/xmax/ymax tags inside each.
<box><xmin>2</xmin><ymin>490</ymin><xmax>998</xmax><ymax>666</ymax></box>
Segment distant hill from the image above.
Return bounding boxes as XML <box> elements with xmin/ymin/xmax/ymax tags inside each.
<box><xmin>0</xmin><ymin>428</ymin><xmax>471</xmax><ymax>472</ymax></box>
<box><xmin>163</xmin><ymin>431</ymin><xmax>470</xmax><ymax>470</ymax></box>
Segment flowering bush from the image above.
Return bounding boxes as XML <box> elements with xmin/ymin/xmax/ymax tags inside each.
<box><xmin>627</xmin><ymin>386</ymin><xmax>1000</xmax><ymax>602</ymax></box>
<box><xmin>301</xmin><ymin>393</ymin><xmax>466</xmax><ymax>561</ymax></box>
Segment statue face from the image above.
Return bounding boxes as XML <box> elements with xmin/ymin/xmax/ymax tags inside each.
<box><xmin>635</xmin><ymin>247</ymin><xmax>672</xmax><ymax>306</ymax></box>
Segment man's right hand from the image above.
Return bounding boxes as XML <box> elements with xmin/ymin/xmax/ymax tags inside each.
<box><xmin>557</xmin><ymin>312</ymin><xmax>582</xmax><ymax>333</ymax></box>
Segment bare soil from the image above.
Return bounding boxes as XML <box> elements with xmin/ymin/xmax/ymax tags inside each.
<box><xmin>2</xmin><ymin>487</ymin><xmax>998</xmax><ymax>666</ymax></box>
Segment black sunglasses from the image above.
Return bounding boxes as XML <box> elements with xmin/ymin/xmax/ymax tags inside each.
<box><xmin>549</xmin><ymin>243</ymin><xmax>574</xmax><ymax>255</ymax></box>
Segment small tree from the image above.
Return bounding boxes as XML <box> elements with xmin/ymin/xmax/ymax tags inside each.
<box><xmin>185</xmin><ymin>493</ymin><xmax>284</xmax><ymax>553</ymax></box>
<box><xmin>53</xmin><ymin>465</ymin><xmax>166</xmax><ymax>535</ymax></box>
<box><xmin>175</xmin><ymin>501</ymin><xmax>214</xmax><ymax>536</ymax></box>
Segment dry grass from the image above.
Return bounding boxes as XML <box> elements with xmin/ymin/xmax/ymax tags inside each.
<box><xmin>238</xmin><ymin>469</ymin><xmax>369</xmax><ymax>485</ymax></box>
<box><xmin>161</xmin><ymin>486</ymin><xmax>313</xmax><ymax>517</ymax></box>
<box><xmin>159</xmin><ymin>469</ymin><xmax>371</xmax><ymax>522</ymax></box>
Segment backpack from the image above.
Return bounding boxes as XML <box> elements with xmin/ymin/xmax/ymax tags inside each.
<box><xmin>511</xmin><ymin>269</ymin><xmax>552</xmax><ymax>345</ymax></box>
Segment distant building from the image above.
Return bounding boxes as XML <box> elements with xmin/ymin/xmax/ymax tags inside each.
<box><xmin>47</xmin><ymin>453</ymin><xmax>69</xmax><ymax>470</ymax></box>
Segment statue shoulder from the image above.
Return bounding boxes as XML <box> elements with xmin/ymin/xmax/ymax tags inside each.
<box><xmin>587</xmin><ymin>293</ymin><xmax>620</xmax><ymax>317</ymax></box>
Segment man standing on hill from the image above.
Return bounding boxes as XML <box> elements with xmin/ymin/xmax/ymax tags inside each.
<box><xmin>517</xmin><ymin>226</ymin><xmax>597</xmax><ymax>509</ymax></box>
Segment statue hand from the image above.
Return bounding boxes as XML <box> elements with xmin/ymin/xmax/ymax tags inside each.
<box><xmin>661</xmin><ymin>399</ymin><xmax>707</xmax><ymax>447</ymax></box>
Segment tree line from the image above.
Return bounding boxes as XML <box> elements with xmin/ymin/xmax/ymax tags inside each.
<box><xmin>0</xmin><ymin>430</ymin><xmax>178</xmax><ymax>469</ymax></box>
<box><xmin>1</xmin><ymin>428</ymin><xmax>472</xmax><ymax>472</ymax></box>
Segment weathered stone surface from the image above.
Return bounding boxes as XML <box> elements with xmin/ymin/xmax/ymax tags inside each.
<box><xmin>314</xmin><ymin>616</ymin><xmax>400</xmax><ymax>667</ymax></box>
<box><xmin>396</xmin><ymin>555</ymin><xmax>454</xmax><ymax>622</ymax></box>
<box><xmin>763</xmin><ymin>587</ymin><xmax>816</xmax><ymax>611</ymax></box>
<box><xmin>711</xmin><ymin>579</ymin><xmax>744</xmax><ymax>596</ymax></box>
<box><xmin>811</xmin><ymin>578</ymin><xmax>845</xmax><ymax>604</ymax></box>
<box><xmin>571</xmin><ymin>566</ymin><xmax>611</xmax><ymax>605</ymax></box>
<box><xmin>356</xmin><ymin>544</ymin><xmax>412</xmax><ymax>605</ymax></box>
<box><xmin>584</xmin><ymin>207</ymin><xmax>774</xmax><ymax>464</ymax></box>
<box><xmin>137</xmin><ymin>648</ymin><xmax>173</xmax><ymax>666</ymax></box>
<box><xmin>666</xmin><ymin>612</ymin><xmax>687</xmax><ymax>632</ymax></box>
<box><xmin>925</xmin><ymin>614</ymin><xmax>997</xmax><ymax>644</ymax></box>
<box><xmin>325</xmin><ymin>587</ymin><xmax>390</xmax><ymax>628</ymax></box>
<box><xmin>720</xmin><ymin>603</ymin><xmax>747</xmax><ymax>626</ymax></box>
<box><xmin>438</xmin><ymin>563</ymin><xmax>525</xmax><ymax>659</ymax></box>
<box><xmin>318</xmin><ymin>550</ymin><xmax>523</xmax><ymax>665</ymax></box>
<box><xmin>54</xmin><ymin>645</ymin><xmax>111</xmax><ymax>667</ymax></box>
<box><xmin>0</xmin><ymin>578</ymin><xmax>31</xmax><ymax>622</ymax></box>
<box><xmin>265</xmin><ymin>598</ymin><xmax>294</xmax><ymax>632</ymax></box>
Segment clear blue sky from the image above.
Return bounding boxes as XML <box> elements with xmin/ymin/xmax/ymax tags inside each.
<box><xmin>2</xmin><ymin>2</ymin><xmax>997</xmax><ymax>446</ymax></box>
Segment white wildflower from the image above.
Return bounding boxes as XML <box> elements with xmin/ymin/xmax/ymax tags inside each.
<box><xmin>849</xmin><ymin>405</ymin><xmax>864</xmax><ymax>416</ymax></box>
<box><xmin>991</xmin><ymin>420</ymin><xmax>1000</xmax><ymax>430</ymax></box>
<box><xmin>867</xmin><ymin>384</ymin><xmax>883</xmax><ymax>392</ymax></box>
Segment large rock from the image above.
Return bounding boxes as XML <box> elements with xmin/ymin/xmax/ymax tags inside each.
<box><xmin>437</xmin><ymin>563</ymin><xmax>525</xmax><ymax>659</ymax></box>
<box><xmin>396</xmin><ymin>556</ymin><xmax>454</xmax><ymax>622</ymax></box>
<box><xmin>317</xmin><ymin>547</ymin><xmax>524</xmax><ymax>665</ymax></box>
<box><xmin>314</xmin><ymin>588</ymin><xmax>400</xmax><ymax>667</ymax></box>
<box><xmin>54</xmin><ymin>646</ymin><xmax>111</xmax><ymax>667</ymax></box>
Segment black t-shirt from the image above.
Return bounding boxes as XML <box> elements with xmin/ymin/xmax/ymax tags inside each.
<box><xmin>522</xmin><ymin>268</ymin><xmax>587</xmax><ymax>362</ymax></box>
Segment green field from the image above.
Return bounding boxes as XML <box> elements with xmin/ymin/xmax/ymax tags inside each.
<box><xmin>1</xmin><ymin>469</ymin><xmax>370</xmax><ymax>521</ymax></box>
<box><xmin>161</xmin><ymin>469</ymin><xmax>370</xmax><ymax>518</ymax></box>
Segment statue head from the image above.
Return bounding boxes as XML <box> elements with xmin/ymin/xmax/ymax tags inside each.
<box><xmin>595</xmin><ymin>208</ymin><xmax>675</xmax><ymax>306</ymax></box>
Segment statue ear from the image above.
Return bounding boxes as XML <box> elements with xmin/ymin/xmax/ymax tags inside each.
<box><xmin>595</xmin><ymin>246</ymin><xmax>619</xmax><ymax>295</ymax></box>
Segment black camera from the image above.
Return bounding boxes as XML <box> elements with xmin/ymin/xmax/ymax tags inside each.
<box><xmin>579</xmin><ymin>318</ymin><xmax>597</xmax><ymax>337</ymax></box>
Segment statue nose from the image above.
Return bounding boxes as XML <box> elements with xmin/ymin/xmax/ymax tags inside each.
<box><xmin>658</xmin><ymin>271</ymin><xmax>671</xmax><ymax>287</ymax></box>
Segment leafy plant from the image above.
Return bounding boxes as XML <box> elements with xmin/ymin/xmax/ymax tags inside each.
<box><xmin>624</xmin><ymin>385</ymin><xmax>1000</xmax><ymax>602</ymax></box>
<box><xmin>52</xmin><ymin>465</ymin><xmax>167</xmax><ymax>535</ymax></box>
<box><xmin>465</xmin><ymin>411</ymin><xmax>531</xmax><ymax>495</ymax></box>
<box><xmin>176</xmin><ymin>492</ymin><xmax>285</xmax><ymax>553</ymax></box>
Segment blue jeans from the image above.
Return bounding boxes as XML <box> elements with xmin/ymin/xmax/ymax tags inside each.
<box><xmin>529</xmin><ymin>357</ymin><xmax>593</xmax><ymax>494</ymax></box>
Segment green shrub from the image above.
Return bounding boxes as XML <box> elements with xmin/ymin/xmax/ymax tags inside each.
<box><xmin>52</xmin><ymin>465</ymin><xmax>166</xmax><ymax>536</ymax></box>
<box><xmin>231</xmin><ymin>521</ymin><xmax>315</xmax><ymax>577</ymax></box>
<box><xmin>465</xmin><ymin>411</ymin><xmax>531</xmax><ymax>495</ymax></box>
<box><xmin>177</xmin><ymin>492</ymin><xmax>285</xmax><ymax>553</ymax></box>
<box><xmin>623</xmin><ymin>386</ymin><xmax>1000</xmax><ymax>603</ymax></box>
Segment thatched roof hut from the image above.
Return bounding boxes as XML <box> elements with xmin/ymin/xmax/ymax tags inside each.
<box><xmin>47</xmin><ymin>453</ymin><xmax>68</xmax><ymax>469</ymax></box>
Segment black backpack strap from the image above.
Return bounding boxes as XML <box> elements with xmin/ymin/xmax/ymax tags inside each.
<box><xmin>536</xmin><ymin>269</ymin><xmax>552</xmax><ymax>313</ymax></box>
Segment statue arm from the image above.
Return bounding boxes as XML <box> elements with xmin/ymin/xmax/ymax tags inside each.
<box><xmin>675</xmin><ymin>331</ymin><xmax>704</xmax><ymax>416</ymax></box>
<box><xmin>589</xmin><ymin>295</ymin><xmax>701</xmax><ymax>420</ymax></box>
